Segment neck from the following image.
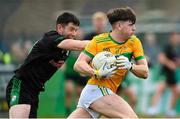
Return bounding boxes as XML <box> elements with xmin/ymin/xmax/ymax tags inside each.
<box><xmin>110</xmin><ymin>31</ymin><xmax>127</xmax><ymax>42</ymax></box>
<box><xmin>95</xmin><ymin>28</ymin><xmax>104</xmax><ymax>34</ymax></box>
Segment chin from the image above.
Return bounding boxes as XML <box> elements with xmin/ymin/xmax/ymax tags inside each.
<box><xmin>130</xmin><ymin>33</ymin><xmax>134</xmax><ymax>36</ymax></box>
<box><xmin>127</xmin><ymin>35</ymin><xmax>131</xmax><ymax>39</ymax></box>
<box><xmin>128</xmin><ymin>34</ymin><xmax>133</xmax><ymax>38</ymax></box>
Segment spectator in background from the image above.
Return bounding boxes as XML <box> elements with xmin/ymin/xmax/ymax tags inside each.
<box><xmin>11</xmin><ymin>40</ymin><xmax>33</xmax><ymax>65</ymax></box>
<box><xmin>84</xmin><ymin>11</ymin><xmax>107</xmax><ymax>40</ymax></box>
<box><xmin>63</xmin><ymin>29</ymin><xmax>88</xmax><ymax>116</ymax></box>
<box><xmin>63</xmin><ymin>51</ymin><xmax>83</xmax><ymax>116</ymax></box>
<box><xmin>143</xmin><ymin>33</ymin><xmax>159</xmax><ymax>67</ymax></box>
<box><xmin>147</xmin><ymin>32</ymin><xmax>179</xmax><ymax>117</ymax></box>
<box><xmin>117</xmin><ymin>76</ymin><xmax>137</xmax><ymax>110</ymax></box>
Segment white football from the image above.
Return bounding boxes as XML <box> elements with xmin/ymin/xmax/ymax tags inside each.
<box><xmin>92</xmin><ymin>51</ymin><xmax>116</xmax><ymax>70</ymax></box>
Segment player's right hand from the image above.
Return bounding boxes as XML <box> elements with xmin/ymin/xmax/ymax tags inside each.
<box><xmin>93</xmin><ymin>61</ymin><xmax>117</xmax><ymax>79</ymax></box>
<box><xmin>116</xmin><ymin>55</ymin><xmax>132</xmax><ymax>70</ymax></box>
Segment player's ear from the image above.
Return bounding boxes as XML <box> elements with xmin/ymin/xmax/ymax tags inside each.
<box><xmin>56</xmin><ymin>24</ymin><xmax>64</xmax><ymax>33</ymax></box>
<box><xmin>118</xmin><ymin>22</ymin><xmax>124</xmax><ymax>30</ymax></box>
<box><xmin>114</xmin><ymin>22</ymin><xmax>122</xmax><ymax>30</ymax></box>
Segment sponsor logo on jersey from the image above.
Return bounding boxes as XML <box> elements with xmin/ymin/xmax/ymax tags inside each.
<box><xmin>49</xmin><ymin>60</ymin><xmax>64</xmax><ymax>68</ymax></box>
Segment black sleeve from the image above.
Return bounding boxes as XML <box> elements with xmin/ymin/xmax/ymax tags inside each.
<box><xmin>41</xmin><ymin>34</ymin><xmax>65</xmax><ymax>49</ymax></box>
<box><xmin>163</xmin><ymin>45</ymin><xmax>170</xmax><ymax>55</ymax></box>
<box><xmin>52</xmin><ymin>35</ymin><xmax>65</xmax><ymax>47</ymax></box>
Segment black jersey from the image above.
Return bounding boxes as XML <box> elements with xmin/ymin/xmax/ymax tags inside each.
<box><xmin>15</xmin><ymin>30</ymin><xmax>70</xmax><ymax>92</ymax></box>
<box><xmin>161</xmin><ymin>44</ymin><xmax>179</xmax><ymax>85</ymax></box>
<box><xmin>162</xmin><ymin>44</ymin><xmax>178</xmax><ymax>72</ymax></box>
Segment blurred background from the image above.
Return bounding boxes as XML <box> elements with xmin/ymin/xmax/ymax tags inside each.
<box><xmin>0</xmin><ymin>0</ymin><xmax>180</xmax><ymax>118</ymax></box>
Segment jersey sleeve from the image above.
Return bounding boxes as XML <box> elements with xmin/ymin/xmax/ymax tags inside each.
<box><xmin>51</xmin><ymin>35</ymin><xmax>65</xmax><ymax>48</ymax></box>
<box><xmin>133</xmin><ymin>37</ymin><xmax>145</xmax><ymax>61</ymax></box>
<box><xmin>42</xmin><ymin>34</ymin><xmax>65</xmax><ymax>49</ymax></box>
<box><xmin>82</xmin><ymin>38</ymin><xmax>97</xmax><ymax>58</ymax></box>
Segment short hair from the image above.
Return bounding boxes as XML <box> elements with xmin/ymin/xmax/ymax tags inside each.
<box><xmin>107</xmin><ymin>7</ymin><xmax>136</xmax><ymax>25</ymax></box>
<box><xmin>56</xmin><ymin>12</ymin><xmax>80</xmax><ymax>26</ymax></box>
<box><xmin>92</xmin><ymin>12</ymin><xmax>107</xmax><ymax>21</ymax></box>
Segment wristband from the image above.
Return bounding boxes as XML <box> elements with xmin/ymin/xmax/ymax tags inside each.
<box><xmin>130</xmin><ymin>62</ymin><xmax>133</xmax><ymax>70</ymax></box>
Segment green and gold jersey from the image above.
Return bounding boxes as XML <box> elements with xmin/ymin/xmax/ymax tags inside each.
<box><xmin>83</xmin><ymin>32</ymin><xmax>145</xmax><ymax>93</ymax></box>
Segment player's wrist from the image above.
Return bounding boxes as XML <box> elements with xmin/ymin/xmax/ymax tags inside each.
<box><xmin>130</xmin><ymin>62</ymin><xmax>133</xmax><ymax>71</ymax></box>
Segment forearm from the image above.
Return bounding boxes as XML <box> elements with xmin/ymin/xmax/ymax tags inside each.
<box><xmin>130</xmin><ymin>64</ymin><xmax>149</xmax><ymax>79</ymax></box>
<box><xmin>57</xmin><ymin>39</ymin><xmax>90</xmax><ymax>51</ymax></box>
<box><xmin>78</xmin><ymin>40</ymin><xmax>90</xmax><ymax>51</ymax></box>
<box><xmin>74</xmin><ymin>61</ymin><xmax>94</xmax><ymax>77</ymax></box>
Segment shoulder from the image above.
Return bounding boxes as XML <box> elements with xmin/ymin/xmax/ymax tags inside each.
<box><xmin>129</xmin><ymin>35</ymin><xmax>141</xmax><ymax>42</ymax></box>
<box><xmin>93</xmin><ymin>33</ymin><xmax>109</xmax><ymax>41</ymax></box>
<box><xmin>42</xmin><ymin>30</ymin><xmax>65</xmax><ymax>44</ymax></box>
<box><xmin>128</xmin><ymin>35</ymin><xmax>143</xmax><ymax>46</ymax></box>
<box><xmin>43</xmin><ymin>30</ymin><xmax>64</xmax><ymax>40</ymax></box>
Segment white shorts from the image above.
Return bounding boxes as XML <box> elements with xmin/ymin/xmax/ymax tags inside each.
<box><xmin>77</xmin><ymin>84</ymin><xmax>114</xmax><ymax>118</ymax></box>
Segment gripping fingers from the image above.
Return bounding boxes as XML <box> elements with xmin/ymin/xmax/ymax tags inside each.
<box><xmin>112</xmin><ymin>70</ymin><xmax>116</xmax><ymax>74</ymax></box>
<box><xmin>109</xmin><ymin>67</ymin><xmax>117</xmax><ymax>75</ymax></box>
<box><xmin>116</xmin><ymin>56</ymin><xmax>128</xmax><ymax>60</ymax></box>
<box><xmin>118</xmin><ymin>66</ymin><xmax>126</xmax><ymax>70</ymax></box>
<box><xmin>116</xmin><ymin>59</ymin><xmax>127</xmax><ymax>66</ymax></box>
<box><xmin>111</xmin><ymin>65</ymin><xmax>117</xmax><ymax>70</ymax></box>
<box><xmin>117</xmin><ymin>62</ymin><xmax>125</xmax><ymax>67</ymax></box>
<box><xmin>116</xmin><ymin>59</ymin><xmax>126</xmax><ymax>63</ymax></box>
<box><xmin>107</xmin><ymin>71</ymin><xmax>116</xmax><ymax>78</ymax></box>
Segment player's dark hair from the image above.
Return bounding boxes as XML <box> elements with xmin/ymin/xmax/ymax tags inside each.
<box><xmin>107</xmin><ymin>7</ymin><xmax>136</xmax><ymax>25</ymax></box>
<box><xmin>56</xmin><ymin>12</ymin><xmax>80</xmax><ymax>26</ymax></box>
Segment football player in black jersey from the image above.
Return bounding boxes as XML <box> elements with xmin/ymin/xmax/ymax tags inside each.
<box><xmin>6</xmin><ymin>12</ymin><xmax>89</xmax><ymax>118</ymax></box>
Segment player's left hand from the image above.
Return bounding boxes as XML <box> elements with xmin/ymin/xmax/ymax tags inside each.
<box><xmin>116</xmin><ymin>55</ymin><xmax>132</xmax><ymax>70</ymax></box>
<box><xmin>93</xmin><ymin>61</ymin><xmax>117</xmax><ymax>79</ymax></box>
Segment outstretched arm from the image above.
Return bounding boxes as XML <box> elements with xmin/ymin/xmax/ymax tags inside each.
<box><xmin>57</xmin><ymin>39</ymin><xmax>90</xmax><ymax>51</ymax></box>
